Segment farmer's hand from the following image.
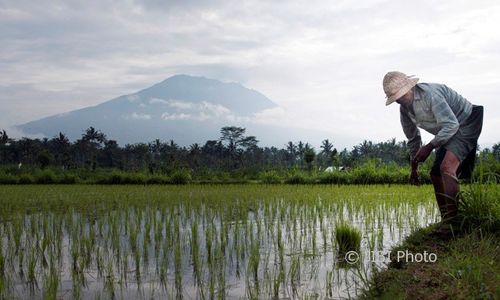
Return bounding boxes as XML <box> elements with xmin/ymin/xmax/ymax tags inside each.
<box><xmin>413</xmin><ymin>143</ymin><xmax>434</xmax><ymax>164</ymax></box>
<box><xmin>409</xmin><ymin>167</ymin><xmax>420</xmax><ymax>185</ymax></box>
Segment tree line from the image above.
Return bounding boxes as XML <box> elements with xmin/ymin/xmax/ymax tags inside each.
<box><xmin>0</xmin><ymin>126</ymin><xmax>499</xmax><ymax>175</ymax></box>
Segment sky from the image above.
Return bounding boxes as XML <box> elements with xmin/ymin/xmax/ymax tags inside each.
<box><xmin>1</xmin><ymin>0</ymin><xmax>500</xmax><ymax>150</ymax></box>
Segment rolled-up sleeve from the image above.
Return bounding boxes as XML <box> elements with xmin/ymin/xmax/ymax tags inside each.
<box><xmin>430</xmin><ymin>95</ymin><xmax>459</xmax><ymax>147</ymax></box>
<box><xmin>400</xmin><ymin>107</ymin><xmax>422</xmax><ymax>158</ymax></box>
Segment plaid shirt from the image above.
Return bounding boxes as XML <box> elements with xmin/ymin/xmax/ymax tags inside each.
<box><xmin>400</xmin><ymin>83</ymin><xmax>473</xmax><ymax>158</ymax></box>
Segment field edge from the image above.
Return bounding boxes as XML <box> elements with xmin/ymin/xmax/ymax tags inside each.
<box><xmin>359</xmin><ymin>224</ymin><xmax>500</xmax><ymax>299</ymax></box>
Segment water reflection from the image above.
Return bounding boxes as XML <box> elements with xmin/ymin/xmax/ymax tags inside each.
<box><xmin>0</xmin><ymin>191</ymin><xmax>437</xmax><ymax>299</ymax></box>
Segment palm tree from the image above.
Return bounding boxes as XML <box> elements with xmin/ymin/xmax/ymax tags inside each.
<box><xmin>320</xmin><ymin>139</ymin><xmax>334</xmax><ymax>168</ymax></box>
<box><xmin>202</xmin><ymin>140</ymin><xmax>224</xmax><ymax>168</ymax></box>
<box><xmin>81</xmin><ymin>127</ymin><xmax>107</xmax><ymax>170</ymax></box>
<box><xmin>103</xmin><ymin>140</ymin><xmax>121</xmax><ymax>169</ymax></box>
<box><xmin>286</xmin><ymin>141</ymin><xmax>297</xmax><ymax>166</ymax></box>
<box><xmin>188</xmin><ymin>143</ymin><xmax>202</xmax><ymax>170</ymax></box>
<box><xmin>0</xmin><ymin>130</ymin><xmax>9</xmax><ymax>163</ymax></box>
<box><xmin>148</xmin><ymin>139</ymin><xmax>164</xmax><ymax>173</ymax></box>
<box><xmin>50</xmin><ymin>132</ymin><xmax>70</xmax><ymax>168</ymax></box>
<box><xmin>18</xmin><ymin>138</ymin><xmax>38</xmax><ymax>165</ymax></box>
<box><xmin>0</xmin><ymin>130</ymin><xmax>8</xmax><ymax>145</ymax></box>
<box><xmin>303</xmin><ymin>146</ymin><xmax>316</xmax><ymax>172</ymax></box>
<box><xmin>297</xmin><ymin>141</ymin><xmax>305</xmax><ymax>167</ymax></box>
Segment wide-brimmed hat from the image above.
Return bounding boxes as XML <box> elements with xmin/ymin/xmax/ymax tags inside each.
<box><xmin>383</xmin><ymin>71</ymin><xmax>419</xmax><ymax>105</ymax></box>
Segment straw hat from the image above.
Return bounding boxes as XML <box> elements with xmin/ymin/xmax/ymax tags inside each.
<box><xmin>383</xmin><ymin>71</ymin><xmax>419</xmax><ymax>105</ymax></box>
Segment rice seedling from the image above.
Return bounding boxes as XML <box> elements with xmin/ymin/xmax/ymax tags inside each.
<box><xmin>335</xmin><ymin>223</ymin><xmax>361</xmax><ymax>256</ymax></box>
<box><xmin>0</xmin><ymin>184</ymin><xmax>441</xmax><ymax>299</ymax></box>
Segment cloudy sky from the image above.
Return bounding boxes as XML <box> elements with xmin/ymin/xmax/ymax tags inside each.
<box><xmin>1</xmin><ymin>0</ymin><xmax>499</xmax><ymax>149</ymax></box>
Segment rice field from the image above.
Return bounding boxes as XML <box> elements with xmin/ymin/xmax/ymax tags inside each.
<box><xmin>0</xmin><ymin>184</ymin><xmax>437</xmax><ymax>299</ymax></box>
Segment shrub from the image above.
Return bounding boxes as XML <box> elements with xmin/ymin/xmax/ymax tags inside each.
<box><xmin>318</xmin><ymin>171</ymin><xmax>349</xmax><ymax>184</ymax></box>
<box><xmin>0</xmin><ymin>173</ymin><xmax>18</xmax><ymax>184</ymax></box>
<box><xmin>170</xmin><ymin>170</ymin><xmax>192</xmax><ymax>184</ymax></box>
<box><xmin>34</xmin><ymin>170</ymin><xmax>56</xmax><ymax>184</ymax></box>
<box><xmin>59</xmin><ymin>174</ymin><xmax>78</xmax><ymax>184</ymax></box>
<box><xmin>259</xmin><ymin>170</ymin><xmax>281</xmax><ymax>184</ymax></box>
<box><xmin>216</xmin><ymin>172</ymin><xmax>231</xmax><ymax>182</ymax></box>
<box><xmin>146</xmin><ymin>175</ymin><xmax>169</xmax><ymax>184</ymax></box>
<box><xmin>18</xmin><ymin>174</ymin><xmax>34</xmax><ymax>184</ymax></box>
<box><xmin>97</xmin><ymin>172</ymin><xmax>123</xmax><ymax>184</ymax></box>
<box><xmin>120</xmin><ymin>173</ymin><xmax>147</xmax><ymax>184</ymax></box>
<box><xmin>285</xmin><ymin>170</ymin><xmax>308</xmax><ymax>184</ymax></box>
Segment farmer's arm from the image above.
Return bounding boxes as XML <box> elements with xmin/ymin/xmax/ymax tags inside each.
<box><xmin>400</xmin><ymin>105</ymin><xmax>422</xmax><ymax>185</ymax></box>
<box><xmin>400</xmin><ymin>106</ymin><xmax>422</xmax><ymax>160</ymax></box>
<box><xmin>400</xmin><ymin>107</ymin><xmax>422</xmax><ymax>184</ymax></box>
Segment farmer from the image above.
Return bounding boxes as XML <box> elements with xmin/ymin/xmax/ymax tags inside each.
<box><xmin>382</xmin><ymin>71</ymin><xmax>483</xmax><ymax>228</ymax></box>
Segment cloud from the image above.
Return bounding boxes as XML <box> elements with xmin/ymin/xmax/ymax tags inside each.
<box><xmin>149</xmin><ymin>98</ymin><xmax>168</xmax><ymax>105</ymax></box>
<box><xmin>166</xmin><ymin>99</ymin><xmax>195</xmax><ymax>110</ymax></box>
<box><xmin>199</xmin><ymin>101</ymin><xmax>231</xmax><ymax>117</ymax></box>
<box><xmin>127</xmin><ymin>112</ymin><xmax>152</xmax><ymax>120</ymax></box>
<box><xmin>161</xmin><ymin>112</ymin><xmax>191</xmax><ymax>121</ymax></box>
<box><xmin>158</xmin><ymin>101</ymin><xmax>241</xmax><ymax>122</ymax></box>
<box><xmin>1</xmin><ymin>0</ymin><xmax>500</xmax><ymax>148</ymax></box>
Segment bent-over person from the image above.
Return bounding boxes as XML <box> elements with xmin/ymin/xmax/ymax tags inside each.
<box><xmin>383</xmin><ymin>71</ymin><xmax>483</xmax><ymax>232</ymax></box>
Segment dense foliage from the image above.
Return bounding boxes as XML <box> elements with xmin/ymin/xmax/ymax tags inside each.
<box><xmin>0</xmin><ymin>127</ymin><xmax>499</xmax><ymax>184</ymax></box>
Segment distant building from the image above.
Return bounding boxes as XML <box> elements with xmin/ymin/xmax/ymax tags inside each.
<box><xmin>324</xmin><ymin>166</ymin><xmax>346</xmax><ymax>172</ymax></box>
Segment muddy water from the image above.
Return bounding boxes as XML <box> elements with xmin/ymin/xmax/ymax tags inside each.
<box><xmin>0</xmin><ymin>188</ymin><xmax>437</xmax><ymax>299</ymax></box>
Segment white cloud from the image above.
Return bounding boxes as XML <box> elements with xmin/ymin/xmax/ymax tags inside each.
<box><xmin>157</xmin><ymin>100</ymin><xmax>239</xmax><ymax>122</ymax></box>
<box><xmin>252</xmin><ymin>107</ymin><xmax>287</xmax><ymax>125</ymax></box>
<box><xmin>149</xmin><ymin>98</ymin><xmax>169</xmax><ymax>105</ymax></box>
<box><xmin>161</xmin><ymin>112</ymin><xmax>191</xmax><ymax>120</ymax></box>
<box><xmin>166</xmin><ymin>99</ymin><xmax>195</xmax><ymax>110</ymax></box>
<box><xmin>129</xmin><ymin>112</ymin><xmax>152</xmax><ymax>120</ymax></box>
<box><xmin>199</xmin><ymin>101</ymin><xmax>231</xmax><ymax>117</ymax></box>
<box><xmin>1</xmin><ymin>0</ymin><xmax>500</xmax><ymax>148</ymax></box>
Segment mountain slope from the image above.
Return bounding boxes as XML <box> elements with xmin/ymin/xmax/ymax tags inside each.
<box><xmin>17</xmin><ymin>75</ymin><xmax>335</xmax><ymax>147</ymax></box>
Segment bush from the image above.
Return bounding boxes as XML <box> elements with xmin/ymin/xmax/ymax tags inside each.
<box><xmin>34</xmin><ymin>170</ymin><xmax>56</xmax><ymax>184</ymax></box>
<box><xmin>285</xmin><ymin>172</ymin><xmax>308</xmax><ymax>184</ymax></box>
<box><xmin>0</xmin><ymin>173</ymin><xmax>18</xmax><ymax>184</ymax></box>
<box><xmin>96</xmin><ymin>172</ymin><xmax>123</xmax><ymax>184</ymax></box>
<box><xmin>120</xmin><ymin>173</ymin><xmax>147</xmax><ymax>184</ymax></box>
<box><xmin>146</xmin><ymin>175</ymin><xmax>169</xmax><ymax>184</ymax></box>
<box><xmin>59</xmin><ymin>173</ymin><xmax>78</xmax><ymax>184</ymax></box>
<box><xmin>170</xmin><ymin>170</ymin><xmax>191</xmax><ymax>184</ymax></box>
<box><xmin>318</xmin><ymin>171</ymin><xmax>349</xmax><ymax>184</ymax></box>
<box><xmin>259</xmin><ymin>170</ymin><xmax>281</xmax><ymax>184</ymax></box>
<box><xmin>18</xmin><ymin>174</ymin><xmax>34</xmax><ymax>184</ymax></box>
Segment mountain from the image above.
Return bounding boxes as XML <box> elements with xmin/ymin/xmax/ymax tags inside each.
<box><xmin>17</xmin><ymin>75</ymin><xmax>334</xmax><ymax>147</ymax></box>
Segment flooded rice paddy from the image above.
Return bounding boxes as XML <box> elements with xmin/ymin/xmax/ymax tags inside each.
<box><xmin>0</xmin><ymin>184</ymin><xmax>437</xmax><ymax>299</ymax></box>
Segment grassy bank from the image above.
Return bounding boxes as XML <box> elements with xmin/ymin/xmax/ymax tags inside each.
<box><xmin>0</xmin><ymin>161</ymin><xmax>433</xmax><ymax>185</ymax></box>
<box><xmin>361</xmin><ymin>227</ymin><xmax>499</xmax><ymax>299</ymax></box>
<box><xmin>361</xmin><ymin>183</ymin><xmax>500</xmax><ymax>299</ymax></box>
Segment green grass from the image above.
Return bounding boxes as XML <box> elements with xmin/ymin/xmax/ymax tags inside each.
<box><xmin>361</xmin><ymin>182</ymin><xmax>500</xmax><ymax>300</ymax></box>
<box><xmin>361</xmin><ymin>228</ymin><xmax>499</xmax><ymax>300</ymax></box>
<box><xmin>0</xmin><ymin>161</ymin><xmax>430</xmax><ymax>185</ymax></box>
<box><xmin>459</xmin><ymin>183</ymin><xmax>500</xmax><ymax>231</ymax></box>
